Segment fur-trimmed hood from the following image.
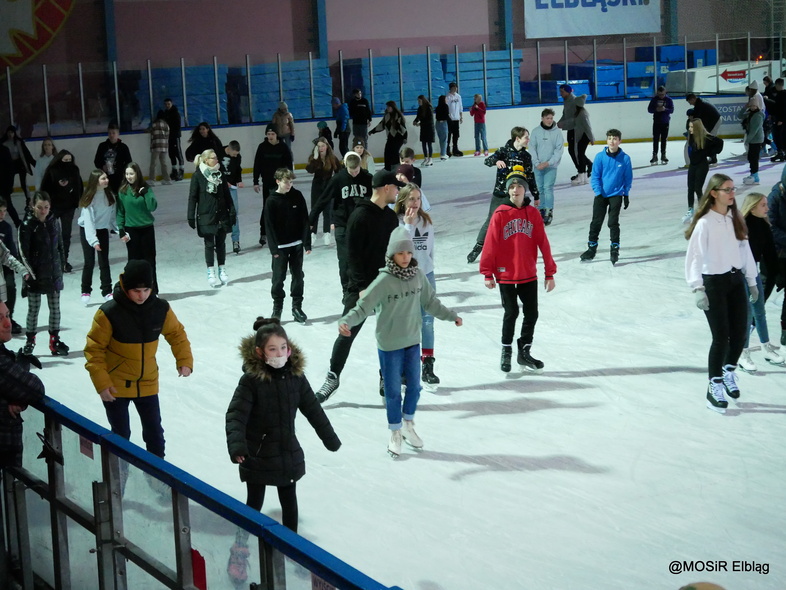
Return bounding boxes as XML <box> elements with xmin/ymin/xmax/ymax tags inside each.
<box><xmin>239</xmin><ymin>334</ymin><xmax>305</xmax><ymax>381</ymax></box>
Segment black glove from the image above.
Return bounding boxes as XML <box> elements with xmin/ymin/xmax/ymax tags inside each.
<box><xmin>188</xmin><ymin>219</ymin><xmax>196</xmax><ymax>230</ymax></box>
<box><xmin>324</xmin><ymin>435</ymin><xmax>342</xmax><ymax>452</ymax></box>
<box><xmin>623</xmin><ymin>195</ymin><xmax>630</xmax><ymax>210</ymax></box>
<box><xmin>16</xmin><ymin>350</ymin><xmax>42</xmax><ymax>370</ymax></box>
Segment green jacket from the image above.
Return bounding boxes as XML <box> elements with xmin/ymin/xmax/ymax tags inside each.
<box><xmin>117</xmin><ymin>186</ymin><xmax>157</xmax><ymax>234</ymax></box>
<box><xmin>340</xmin><ymin>265</ymin><xmax>457</xmax><ymax>351</ymax></box>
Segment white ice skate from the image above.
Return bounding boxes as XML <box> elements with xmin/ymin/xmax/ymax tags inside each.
<box><xmin>207</xmin><ymin>267</ymin><xmax>221</xmax><ymax>288</ymax></box>
<box><xmin>763</xmin><ymin>342</ymin><xmax>785</xmax><ymax>366</ymax></box>
<box><xmin>402</xmin><ymin>420</ymin><xmax>424</xmax><ymax>449</ymax></box>
<box><xmin>738</xmin><ymin>348</ymin><xmax>757</xmax><ymax>373</ymax></box>
<box><xmin>387</xmin><ymin>430</ymin><xmax>402</xmax><ymax>458</ymax></box>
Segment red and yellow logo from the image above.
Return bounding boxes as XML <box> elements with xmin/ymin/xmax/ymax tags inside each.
<box><xmin>1</xmin><ymin>0</ymin><xmax>75</xmax><ymax>71</ymax></box>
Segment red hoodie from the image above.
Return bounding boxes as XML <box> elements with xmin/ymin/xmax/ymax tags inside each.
<box><xmin>479</xmin><ymin>203</ymin><xmax>556</xmax><ymax>284</ymax></box>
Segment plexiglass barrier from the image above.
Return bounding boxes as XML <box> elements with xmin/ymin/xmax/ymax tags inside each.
<box><xmin>0</xmin><ymin>396</ymin><xmax>402</xmax><ymax>590</ymax></box>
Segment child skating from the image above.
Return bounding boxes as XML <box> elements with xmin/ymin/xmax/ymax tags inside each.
<box><xmin>339</xmin><ymin>226</ymin><xmax>462</xmax><ymax>457</ymax></box>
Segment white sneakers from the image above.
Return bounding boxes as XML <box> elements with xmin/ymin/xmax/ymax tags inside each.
<box><xmin>323</xmin><ymin>232</ymin><xmax>332</xmax><ymax>247</ymax></box>
<box><xmin>81</xmin><ymin>293</ymin><xmax>91</xmax><ymax>306</ymax></box>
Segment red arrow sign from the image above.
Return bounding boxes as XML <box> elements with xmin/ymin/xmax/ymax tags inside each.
<box><xmin>720</xmin><ymin>69</ymin><xmax>746</xmax><ymax>81</ymax></box>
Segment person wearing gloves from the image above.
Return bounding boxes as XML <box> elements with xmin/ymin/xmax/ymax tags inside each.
<box><xmin>188</xmin><ymin>149</ymin><xmax>236</xmax><ymax>288</ymax></box>
<box><xmin>529</xmin><ymin>108</ymin><xmax>564</xmax><ymax>226</ymax></box>
<box><xmin>78</xmin><ymin>170</ymin><xmax>118</xmax><ymax>305</ymax></box>
<box><xmin>84</xmin><ymin>259</ymin><xmax>193</xmax><ymax>457</ymax></box>
<box><xmin>339</xmin><ymin>226</ymin><xmax>462</xmax><ymax>457</ymax></box>
<box><xmin>647</xmin><ymin>86</ymin><xmax>675</xmax><ymax>165</ymax></box>
<box><xmin>224</xmin><ymin>316</ymin><xmax>340</xmax><ymax>584</ymax></box>
<box><xmin>309</xmin><ymin>152</ymin><xmax>372</xmax><ymax>296</ymax></box>
<box><xmin>480</xmin><ymin>166</ymin><xmax>556</xmax><ymax>374</ymax></box>
<box><xmin>685</xmin><ymin>174</ymin><xmax>759</xmax><ymax>414</ymax></box>
<box><xmin>580</xmin><ymin>129</ymin><xmax>633</xmax><ymax>265</ymax></box>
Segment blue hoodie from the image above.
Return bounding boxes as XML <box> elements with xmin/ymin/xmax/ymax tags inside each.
<box><xmin>590</xmin><ymin>148</ymin><xmax>632</xmax><ymax>198</ymax></box>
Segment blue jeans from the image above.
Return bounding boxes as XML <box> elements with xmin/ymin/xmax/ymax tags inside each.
<box><xmin>745</xmin><ymin>273</ymin><xmax>769</xmax><ymax>347</ymax></box>
<box><xmin>378</xmin><ymin>344</ymin><xmax>422</xmax><ymax>429</ymax></box>
<box><xmin>533</xmin><ymin>166</ymin><xmax>558</xmax><ymax>210</ymax></box>
<box><xmin>229</xmin><ymin>185</ymin><xmax>240</xmax><ymax>243</ymax></box>
<box><xmin>436</xmin><ymin>121</ymin><xmax>448</xmax><ymax>157</ymax></box>
<box><xmin>474</xmin><ymin>123</ymin><xmax>488</xmax><ymax>152</ymax></box>
<box><xmin>421</xmin><ymin>271</ymin><xmax>436</xmax><ymax>350</ymax></box>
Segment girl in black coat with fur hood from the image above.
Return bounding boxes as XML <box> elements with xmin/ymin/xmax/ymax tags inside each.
<box><xmin>224</xmin><ymin>317</ymin><xmax>340</xmax><ymax>583</ymax></box>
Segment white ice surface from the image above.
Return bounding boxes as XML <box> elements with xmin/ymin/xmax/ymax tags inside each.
<box><xmin>21</xmin><ymin>138</ymin><xmax>786</xmax><ymax>590</ymax></box>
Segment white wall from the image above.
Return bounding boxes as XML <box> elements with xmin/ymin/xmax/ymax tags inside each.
<box><xmin>17</xmin><ymin>95</ymin><xmax>748</xmax><ymax>189</ymax></box>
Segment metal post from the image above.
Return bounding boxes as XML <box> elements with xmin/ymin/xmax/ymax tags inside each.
<box><xmin>277</xmin><ymin>53</ymin><xmax>284</xmax><ymax>103</ymax></box>
<box><xmin>747</xmin><ymin>32</ymin><xmax>752</xmax><ymax>85</ymax></box>
<box><xmin>623</xmin><ymin>38</ymin><xmax>628</xmax><ymax>99</ymax></box>
<box><xmin>213</xmin><ymin>56</ymin><xmax>221</xmax><ymax>125</ymax></box>
<box><xmin>592</xmin><ymin>38</ymin><xmax>598</xmax><ymax>100</ymax></box>
<box><xmin>368</xmin><ymin>48</ymin><xmax>375</xmax><ymax>114</ymax></box>
<box><xmin>716</xmin><ymin>33</ymin><xmax>720</xmax><ymax>94</ymax></box>
<box><xmin>308</xmin><ymin>51</ymin><xmax>315</xmax><ymax>119</ymax></box>
<box><xmin>78</xmin><ymin>63</ymin><xmax>87</xmax><ymax>133</ymax></box>
<box><xmin>13</xmin><ymin>481</ymin><xmax>33</xmax><ymax>590</ymax></box>
<box><xmin>180</xmin><ymin>58</ymin><xmax>188</xmax><ymax>127</ymax></box>
<box><xmin>42</xmin><ymin>64</ymin><xmax>51</xmax><ymax>136</ymax></box>
<box><xmin>454</xmin><ymin>45</ymin><xmax>460</xmax><ymax>91</ymax></box>
<box><xmin>93</xmin><ymin>481</ymin><xmax>115</xmax><ymax>590</ymax></box>
<box><xmin>46</xmin><ymin>419</ymin><xmax>71</xmax><ymax>590</ymax></box>
<box><xmin>482</xmin><ymin>43</ymin><xmax>488</xmax><ymax>107</ymax></box>
<box><xmin>339</xmin><ymin>50</ymin><xmax>345</xmax><ymax>102</ymax></box>
<box><xmin>536</xmin><ymin>41</ymin><xmax>542</xmax><ymax>103</ymax></box>
<box><xmin>398</xmin><ymin>47</ymin><xmax>404</xmax><ymax>109</ymax></box>
<box><xmin>246</xmin><ymin>54</ymin><xmax>253</xmax><ymax>123</ymax></box>
<box><xmin>147</xmin><ymin>59</ymin><xmax>154</xmax><ymax>126</ymax></box>
<box><xmin>102</xmin><ymin>449</ymin><xmax>128</xmax><ymax>590</ymax></box>
<box><xmin>564</xmin><ymin>40</ymin><xmax>569</xmax><ymax>86</ymax></box>
<box><xmin>652</xmin><ymin>36</ymin><xmax>657</xmax><ymax>96</ymax></box>
<box><xmin>684</xmin><ymin>35</ymin><xmax>688</xmax><ymax>95</ymax></box>
<box><xmin>112</xmin><ymin>61</ymin><xmax>120</xmax><ymax>127</ymax></box>
<box><xmin>426</xmin><ymin>46</ymin><xmax>433</xmax><ymax>102</ymax></box>
<box><xmin>509</xmin><ymin>42</ymin><xmax>515</xmax><ymax>106</ymax></box>
<box><xmin>5</xmin><ymin>67</ymin><xmax>13</xmax><ymax>127</ymax></box>
<box><xmin>172</xmin><ymin>490</ymin><xmax>195</xmax><ymax>588</ymax></box>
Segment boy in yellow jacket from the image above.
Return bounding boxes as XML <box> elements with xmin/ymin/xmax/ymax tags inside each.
<box><xmin>84</xmin><ymin>260</ymin><xmax>192</xmax><ymax>458</ymax></box>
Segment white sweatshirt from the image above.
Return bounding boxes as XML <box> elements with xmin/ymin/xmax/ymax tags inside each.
<box><xmin>78</xmin><ymin>191</ymin><xmax>117</xmax><ymax>247</ymax></box>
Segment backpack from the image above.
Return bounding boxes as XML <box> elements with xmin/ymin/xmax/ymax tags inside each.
<box><xmin>708</xmin><ymin>135</ymin><xmax>724</xmax><ymax>155</ymax></box>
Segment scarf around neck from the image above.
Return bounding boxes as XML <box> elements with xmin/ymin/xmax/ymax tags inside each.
<box><xmin>385</xmin><ymin>256</ymin><xmax>418</xmax><ymax>280</ymax></box>
<box><xmin>199</xmin><ymin>162</ymin><xmax>222</xmax><ymax>193</ymax></box>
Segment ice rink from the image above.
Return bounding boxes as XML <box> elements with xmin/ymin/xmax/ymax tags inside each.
<box><xmin>17</xmin><ymin>134</ymin><xmax>786</xmax><ymax>590</ymax></box>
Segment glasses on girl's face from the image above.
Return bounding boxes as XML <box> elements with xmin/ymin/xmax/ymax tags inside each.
<box><xmin>716</xmin><ymin>187</ymin><xmax>737</xmax><ymax>193</ymax></box>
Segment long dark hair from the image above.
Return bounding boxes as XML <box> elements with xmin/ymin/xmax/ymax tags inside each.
<box><xmin>188</xmin><ymin>121</ymin><xmax>220</xmax><ymax>144</ymax></box>
<box><xmin>417</xmin><ymin>95</ymin><xmax>433</xmax><ymax>110</ymax></box>
<box><xmin>119</xmin><ymin>162</ymin><xmax>149</xmax><ymax>195</ymax></box>
<box><xmin>80</xmin><ymin>169</ymin><xmax>116</xmax><ymax>208</ymax></box>
<box><xmin>685</xmin><ymin>173</ymin><xmax>747</xmax><ymax>240</ymax></box>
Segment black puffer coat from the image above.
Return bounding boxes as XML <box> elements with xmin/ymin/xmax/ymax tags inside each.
<box><xmin>187</xmin><ymin>166</ymin><xmax>236</xmax><ymax>237</ymax></box>
<box><xmin>40</xmin><ymin>160</ymin><xmax>83</xmax><ymax>212</ymax></box>
<box><xmin>18</xmin><ymin>210</ymin><xmax>64</xmax><ymax>295</ymax></box>
<box><xmin>225</xmin><ymin>337</ymin><xmax>340</xmax><ymax>487</ymax></box>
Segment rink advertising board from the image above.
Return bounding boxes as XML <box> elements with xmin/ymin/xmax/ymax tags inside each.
<box><xmin>524</xmin><ymin>0</ymin><xmax>661</xmax><ymax>39</ymax></box>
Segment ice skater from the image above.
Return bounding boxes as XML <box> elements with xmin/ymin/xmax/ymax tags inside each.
<box><xmin>78</xmin><ymin>170</ymin><xmax>118</xmax><ymax>304</ymax></box>
<box><xmin>339</xmin><ymin>226</ymin><xmax>462</xmax><ymax>457</ymax></box>
<box><xmin>479</xmin><ymin>167</ymin><xmax>556</xmax><ymax>373</ymax></box>
<box><xmin>685</xmin><ymin>174</ymin><xmax>759</xmax><ymax>414</ymax></box>
<box><xmin>225</xmin><ymin>316</ymin><xmax>340</xmax><ymax>584</ymax></box>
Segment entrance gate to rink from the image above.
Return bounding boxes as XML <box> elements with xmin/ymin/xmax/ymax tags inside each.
<box><xmin>0</xmin><ymin>397</ymin><xmax>401</xmax><ymax>590</ymax></box>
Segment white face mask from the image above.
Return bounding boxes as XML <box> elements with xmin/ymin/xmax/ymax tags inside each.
<box><xmin>265</xmin><ymin>355</ymin><xmax>287</xmax><ymax>369</ymax></box>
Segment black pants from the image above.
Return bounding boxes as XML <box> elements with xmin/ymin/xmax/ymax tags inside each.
<box><xmin>588</xmin><ymin>195</ymin><xmax>623</xmax><ymax>245</ymax></box>
<box><xmin>80</xmin><ymin>227</ymin><xmax>112</xmax><ymax>296</ymax></box>
<box><xmin>447</xmin><ymin>120</ymin><xmax>460</xmax><ymax>153</ymax></box>
<box><xmin>338</xmin><ymin>131</ymin><xmax>350</xmax><ymax>157</ymax></box>
<box><xmin>384</xmin><ymin>135</ymin><xmax>405</xmax><ymax>171</ymax></box>
<box><xmin>246</xmin><ymin>482</ymin><xmax>298</xmax><ymax>533</ymax></box>
<box><xmin>2</xmin><ymin>193</ymin><xmax>22</xmax><ymax>227</ymax></box>
<box><xmin>567</xmin><ymin>129</ymin><xmax>578</xmax><ymax>172</ymax></box>
<box><xmin>687</xmin><ymin>160</ymin><xmax>710</xmax><ymax>208</ymax></box>
<box><xmin>310</xmin><ymin>176</ymin><xmax>332</xmax><ymax>233</ymax></box>
<box><xmin>329</xmin><ymin>290</ymin><xmax>366</xmax><ymax>376</ymax></box>
<box><xmin>573</xmin><ymin>133</ymin><xmax>593</xmax><ymax>174</ymax></box>
<box><xmin>748</xmin><ymin>142</ymin><xmax>762</xmax><ymax>175</ymax></box>
<box><xmin>103</xmin><ymin>395</ymin><xmax>165</xmax><ymax>458</ymax></box>
<box><xmin>125</xmin><ymin>225</ymin><xmax>158</xmax><ymax>292</ymax></box>
<box><xmin>499</xmin><ymin>281</ymin><xmax>538</xmax><ymax>346</ymax></box>
<box><xmin>12</xmin><ymin>161</ymin><xmax>29</xmax><ymax>200</ymax></box>
<box><xmin>702</xmin><ymin>270</ymin><xmax>748</xmax><ymax>379</ymax></box>
<box><xmin>259</xmin><ymin>180</ymin><xmax>274</xmax><ymax>240</ymax></box>
<box><xmin>476</xmin><ymin>193</ymin><xmax>508</xmax><ymax>245</ymax></box>
<box><xmin>271</xmin><ymin>244</ymin><xmax>304</xmax><ymax>307</ymax></box>
<box><xmin>652</xmin><ymin>122</ymin><xmax>669</xmax><ymax>156</ymax></box>
<box><xmin>204</xmin><ymin>229</ymin><xmax>227</xmax><ymax>267</ymax></box>
<box><xmin>2</xmin><ymin>267</ymin><xmax>16</xmax><ymax>317</ymax></box>
<box><xmin>422</xmin><ymin>141</ymin><xmax>433</xmax><ymax>158</ymax></box>
<box><xmin>773</xmin><ymin>121</ymin><xmax>784</xmax><ymax>153</ymax></box>
<box><xmin>334</xmin><ymin>225</ymin><xmax>350</xmax><ymax>294</ymax></box>
<box><xmin>168</xmin><ymin>137</ymin><xmax>184</xmax><ymax>169</ymax></box>
<box><xmin>54</xmin><ymin>207</ymin><xmax>76</xmax><ymax>264</ymax></box>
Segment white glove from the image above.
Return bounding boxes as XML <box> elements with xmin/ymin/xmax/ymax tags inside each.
<box><xmin>749</xmin><ymin>283</ymin><xmax>759</xmax><ymax>303</ymax></box>
<box><xmin>313</xmin><ymin>145</ymin><xmax>319</xmax><ymax>159</ymax></box>
<box><xmin>694</xmin><ymin>288</ymin><xmax>709</xmax><ymax>311</ymax></box>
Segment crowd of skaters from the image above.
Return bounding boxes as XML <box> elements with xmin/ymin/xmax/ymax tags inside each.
<box><xmin>2</xmin><ymin>80</ymin><xmax>786</xmax><ymax>584</ymax></box>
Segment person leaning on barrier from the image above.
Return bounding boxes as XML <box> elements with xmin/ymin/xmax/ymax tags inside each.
<box><xmin>0</xmin><ymin>300</ymin><xmax>45</xmax><ymax>470</ymax></box>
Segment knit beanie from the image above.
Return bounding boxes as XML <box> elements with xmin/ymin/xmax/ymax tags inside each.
<box><xmin>505</xmin><ymin>165</ymin><xmax>527</xmax><ymax>190</ymax></box>
<box><xmin>265</xmin><ymin>124</ymin><xmax>278</xmax><ymax>136</ymax></box>
<box><xmin>386</xmin><ymin>226</ymin><xmax>414</xmax><ymax>258</ymax></box>
<box><xmin>122</xmin><ymin>260</ymin><xmax>154</xmax><ymax>289</ymax></box>
<box><xmin>317</xmin><ymin>121</ymin><xmax>327</xmax><ymax>129</ymax></box>
<box><xmin>575</xmin><ymin>94</ymin><xmax>587</xmax><ymax>108</ymax></box>
<box><xmin>396</xmin><ymin>164</ymin><xmax>415</xmax><ymax>182</ymax></box>
<box><xmin>748</xmin><ymin>80</ymin><xmax>759</xmax><ymax>91</ymax></box>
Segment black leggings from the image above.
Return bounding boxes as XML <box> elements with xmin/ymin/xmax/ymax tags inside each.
<box><xmin>687</xmin><ymin>161</ymin><xmax>709</xmax><ymax>209</ymax></box>
<box><xmin>203</xmin><ymin>229</ymin><xmax>227</xmax><ymax>266</ymax></box>
<box><xmin>422</xmin><ymin>141</ymin><xmax>433</xmax><ymax>158</ymax></box>
<box><xmin>574</xmin><ymin>133</ymin><xmax>593</xmax><ymax>174</ymax></box>
<box><xmin>246</xmin><ymin>482</ymin><xmax>298</xmax><ymax>532</ymax></box>
<box><xmin>703</xmin><ymin>270</ymin><xmax>748</xmax><ymax>379</ymax></box>
<box><xmin>499</xmin><ymin>281</ymin><xmax>538</xmax><ymax>347</ymax></box>
<box><xmin>747</xmin><ymin>142</ymin><xmax>762</xmax><ymax>175</ymax></box>
<box><xmin>384</xmin><ymin>135</ymin><xmax>405</xmax><ymax>171</ymax></box>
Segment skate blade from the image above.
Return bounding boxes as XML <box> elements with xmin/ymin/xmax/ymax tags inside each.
<box><xmin>519</xmin><ymin>364</ymin><xmax>544</xmax><ymax>374</ymax></box>
<box><xmin>387</xmin><ymin>449</ymin><xmax>400</xmax><ymax>458</ymax></box>
<box><xmin>403</xmin><ymin>439</ymin><xmax>424</xmax><ymax>450</ymax></box>
<box><xmin>422</xmin><ymin>382</ymin><xmax>439</xmax><ymax>393</ymax></box>
<box><xmin>765</xmin><ymin>359</ymin><xmax>786</xmax><ymax>367</ymax></box>
<box><xmin>739</xmin><ymin>366</ymin><xmax>757</xmax><ymax>374</ymax></box>
<box><xmin>705</xmin><ymin>401</ymin><xmax>727</xmax><ymax>414</ymax></box>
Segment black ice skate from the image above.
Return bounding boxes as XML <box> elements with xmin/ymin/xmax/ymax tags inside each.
<box><xmin>49</xmin><ymin>332</ymin><xmax>69</xmax><ymax>357</ymax></box>
<box><xmin>316</xmin><ymin>371</ymin><xmax>339</xmax><ymax>403</ymax></box>
<box><xmin>517</xmin><ymin>340</ymin><xmax>544</xmax><ymax>373</ymax></box>
<box><xmin>421</xmin><ymin>357</ymin><xmax>440</xmax><ymax>391</ymax></box>
<box><xmin>292</xmin><ymin>307</ymin><xmax>307</xmax><ymax>324</ymax></box>
<box><xmin>580</xmin><ymin>242</ymin><xmax>598</xmax><ymax>261</ymax></box>
<box><xmin>706</xmin><ymin>378</ymin><xmax>728</xmax><ymax>414</ymax></box>
<box><xmin>722</xmin><ymin>365</ymin><xmax>740</xmax><ymax>402</ymax></box>
<box><xmin>500</xmin><ymin>346</ymin><xmax>512</xmax><ymax>372</ymax></box>
<box><xmin>467</xmin><ymin>242</ymin><xmax>483</xmax><ymax>263</ymax></box>
<box><xmin>649</xmin><ymin>155</ymin><xmax>658</xmax><ymax>165</ymax></box>
<box><xmin>610</xmin><ymin>243</ymin><xmax>620</xmax><ymax>265</ymax></box>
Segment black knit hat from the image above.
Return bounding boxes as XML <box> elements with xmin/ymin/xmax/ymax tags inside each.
<box><xmin>122</xmin><ymin>260</ymin><xmax>154</xmax><ymax>289</ymax></box>
<box><xmin>265</xmin><ymin>124</ymin><xmax>278</xmax><ymax>136</ymax></box>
